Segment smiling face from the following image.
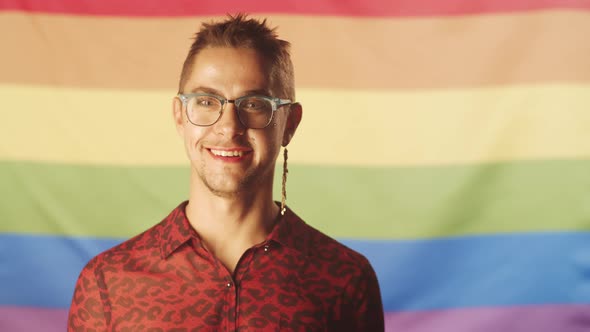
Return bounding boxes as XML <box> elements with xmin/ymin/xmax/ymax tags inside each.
<box><xmin>173</xmin><ymin>47</ymin><xmax>301</xmax><ymax>199</ymax></box>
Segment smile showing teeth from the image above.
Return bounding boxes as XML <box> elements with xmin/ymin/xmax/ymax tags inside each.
<box><xmin>210</xmin><ymin>149</ymin><xmax>245</xmax><ymax>157</ymax></box>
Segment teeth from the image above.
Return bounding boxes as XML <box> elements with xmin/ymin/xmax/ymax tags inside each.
<box><xmin>211</xmin><ymin>149</ymin><xmax>245</xmax><ymax>157</ymax></box>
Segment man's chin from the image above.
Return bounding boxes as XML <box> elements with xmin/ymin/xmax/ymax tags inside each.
<box><xmin>202</xmin><ymin>176</ymin><xmax>251</xmax><ymax>198</ymax></box>
<box><xmin>207</xmin><ymin>185</ymin><xmax>243</xmax><ymax>198</ymax></box>
<box><xmin>195</xmin><ymin>168</ymin><xmax>269</xmax><ymax>198</ymax></box>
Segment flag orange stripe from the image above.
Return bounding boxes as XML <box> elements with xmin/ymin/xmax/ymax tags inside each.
<box><xmin>1</xmin><ymin>11</ymin><xmax>589</xmax><ymax>90</ymax></box>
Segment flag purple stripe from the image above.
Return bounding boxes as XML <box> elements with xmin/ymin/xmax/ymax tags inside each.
<box><xmin>2</xmin><ymin>305</ymin><xmax>589</xmax><ymax>331</ymax></box>
<box><xmin>384</xmin><ymin>304</ymin><xmax>590</xmax><ymax>332</ymax></box>
<box><xmin>0</xmin><ymin>306</ymin><xmax>66</xmax><ymax>332</ymax></box>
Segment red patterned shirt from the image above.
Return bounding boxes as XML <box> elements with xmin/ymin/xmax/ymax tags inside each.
<box><xmin>68</xmin><ymin>201</ymin><xmax>384</xmax><ymax>331</ymax></box>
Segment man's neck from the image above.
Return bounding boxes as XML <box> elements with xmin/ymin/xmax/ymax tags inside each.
<box><xmin>184</xmin><ymin>175</ymin><xmax>279</xmax><ymax>273</ymax></box>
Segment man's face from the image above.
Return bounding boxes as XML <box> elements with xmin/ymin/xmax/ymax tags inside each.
<box><xmin>173</xmin><ymin>47</ymin><xmax>301</xmax><ymax>198</ymax></box>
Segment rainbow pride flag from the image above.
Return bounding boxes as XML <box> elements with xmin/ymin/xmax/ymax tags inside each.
<box><xmin>1</xmin><ymin>1</ymin><xmax>590</xmax><ymax>331</ymax></box>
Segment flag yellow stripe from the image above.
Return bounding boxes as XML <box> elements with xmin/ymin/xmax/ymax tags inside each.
<box><xmin>1</xmin><ymin>84</ymin><xmax>589</xmax><ymax>166</ymax></box>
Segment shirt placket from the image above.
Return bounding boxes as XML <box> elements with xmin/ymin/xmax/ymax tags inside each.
<box><xmin>191</xmin><ymin>237</ymin><xmax>239</xmax><ymax>332</ymax></box>
<box><xmin>225</xmin><ymin>274</ymin><xmax>237</xmax><ymax>332</ymax></box>
<box><xmin>231</xmin><ymin>242</ymin><xmax>271</xmax><ymax>331</ymax></box>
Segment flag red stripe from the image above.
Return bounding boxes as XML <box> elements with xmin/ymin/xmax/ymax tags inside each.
<box><xmin>1</xmin><ymin>0</ymin><xmax>589</xmax><ymax>17</ymax></box>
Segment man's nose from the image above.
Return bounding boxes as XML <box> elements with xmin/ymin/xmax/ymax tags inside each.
<box><xmin>214</xmin><ymin>102</ymin><xmax>245</xmax><ymax>136</ymax></box>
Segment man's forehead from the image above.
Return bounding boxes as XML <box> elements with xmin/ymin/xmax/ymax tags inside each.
<box><xmin>182</xmin><ymin>47</ymin><xmax>277</xmax><ymax>96</ymax></box>
<box><xmin>191</xmin><ymin>46</ymin><xmax>268</xmax><ymax>68</ymax></box>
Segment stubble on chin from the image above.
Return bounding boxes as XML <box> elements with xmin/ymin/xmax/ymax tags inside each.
<box><xmin>194</xmin><ymin>161</ymin><xmax>255</xmax><ymax>199</ymax></box>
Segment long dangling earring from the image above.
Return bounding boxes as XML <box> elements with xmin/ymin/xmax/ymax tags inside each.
<box><xmin>281</xmin><ymin>147</ymin><xmax>288</xmax><ymax>215</ymax></box>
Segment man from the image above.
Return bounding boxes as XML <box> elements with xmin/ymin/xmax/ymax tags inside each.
<box><xmin>68</xmin><ymin>14</ymin><xmax>384</xmax><ymax>331</ymax></box>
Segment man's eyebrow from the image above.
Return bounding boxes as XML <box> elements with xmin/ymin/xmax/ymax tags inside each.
<box><xmin>242</xmin><ymin>89</ymin><xmax>272</xmax><ymax>96</ymax></box>
<box><xmin>189</xmin><ymin>87</ymin><xmax>272</xmax><ymax>98</ymax></box>
<box><xmin>189</xmin><ymin>86</ymin><xmax>223</xmax><ymax>95</ymax></box>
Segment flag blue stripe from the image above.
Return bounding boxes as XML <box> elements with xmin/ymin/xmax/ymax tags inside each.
<box><xmin>1</xmin><ymin>232</ymin><xmax>589</xmax><ymax>310</ymax></box>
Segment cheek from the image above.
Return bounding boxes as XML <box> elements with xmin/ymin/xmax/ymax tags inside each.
<box><xmin>255</xmin><ymin>130</ymin><xmax>283</xmax><ymax>157</ymax></box>
<box><xmin>183</xmin><ymin>126</ymin><xmax>207</xmax><ymax>151</ymax></box>
<box><xmin>272</xmin><ymin>117</ymin><xmax>289</xmax><ymax>145</ymax></box>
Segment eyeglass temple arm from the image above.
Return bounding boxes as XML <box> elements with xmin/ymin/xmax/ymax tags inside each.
<box><xmin>277</xmin><ymin>98</ymin><xmax>292</xmax><ymax>107</ymax></box>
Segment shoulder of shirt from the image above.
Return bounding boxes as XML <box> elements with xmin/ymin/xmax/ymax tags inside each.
<box><xmin>287</xmin><ymin>209</ymin><xmax>372</xmax><ymax>269</ymax></box>
<box><xmin>80</xmin><ymin>213</ymin><xmax>172</xmax><ymax>272</ymax></box>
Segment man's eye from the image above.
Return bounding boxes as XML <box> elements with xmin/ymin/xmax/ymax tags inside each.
<box><xmin>195</xmin><ymin>97</ymin><xmax>217</xmax><ymax>107</ymax></box>
<box><xmin>242</xmin><ymin>99</ymin><xmax>267</xmax><ymax>110</ymax></box>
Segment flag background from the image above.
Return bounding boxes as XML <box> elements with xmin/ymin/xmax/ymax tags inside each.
<box><xmin>1</xmin><ymin>1</ymin><xmax>590</xmax><ymax>331</ymax></box>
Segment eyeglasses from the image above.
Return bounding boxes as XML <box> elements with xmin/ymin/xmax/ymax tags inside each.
<box><xmin>178</xmin><ymin>93</ymin><xmax>292</xmax><ymax>129</ymax></box>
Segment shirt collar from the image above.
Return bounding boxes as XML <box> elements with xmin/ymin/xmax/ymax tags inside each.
<box><xmin>159</xmin><ymin>201</ymin><xmax>311</xmax><ymax>259</ymax></box>
<box><xmin>159</xmin><ymin>201</ymin><xmax>195</xmax><ymax>259</ymax></box>
<box><xmin>266</xmin><ymin>206</ymin><xmax>311</xmax><ymax>255</ymax></box>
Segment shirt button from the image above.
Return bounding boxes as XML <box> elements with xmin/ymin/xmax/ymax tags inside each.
<box><xmin>264</xmin><ymin>245</ymin><xmax>269</xmax><ymax>252</ymax></box>
<box><xmin>226</xmin><ymin>282</ymin><xmax>232</xmax><ymax>288</ymax></box>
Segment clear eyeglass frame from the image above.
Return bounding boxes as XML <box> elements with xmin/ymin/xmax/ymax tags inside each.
<box><xmin>177</xmin><ymin>92</ymin><xmax>292</xmax><ymax>129</ymax></box>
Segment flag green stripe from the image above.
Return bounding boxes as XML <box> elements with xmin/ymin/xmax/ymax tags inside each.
<box><xmin>2</xmin><ymin>159</ymin><xmax>589</xmax><ymax>239</ymax></box>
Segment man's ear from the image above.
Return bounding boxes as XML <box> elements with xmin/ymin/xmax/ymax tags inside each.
<box><xmin>172</xmin><ymin>96</ymin><xmax>184</xmax><ymax>137</ymax></box>
<box><xmin>282</xmin><ymin>102</ymin><xmax>303</xmax><ymax>147</ymax></box>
